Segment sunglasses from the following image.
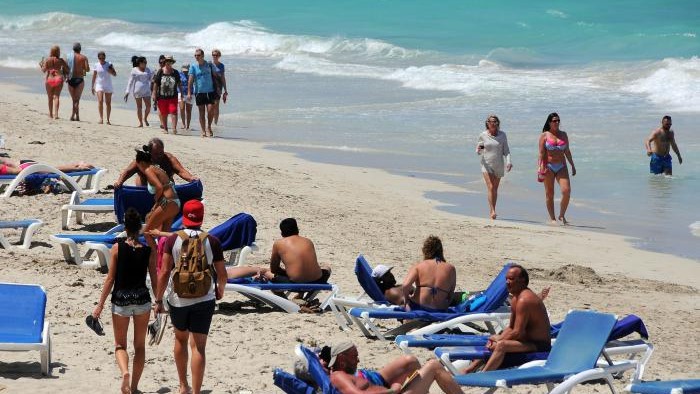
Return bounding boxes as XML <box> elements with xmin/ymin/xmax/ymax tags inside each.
<box><xmin>194</xmin><ymin>54</ymin><xmax>203</xmax><ymax>58</ymax></box>
<box><xmin>551</xmin><ymin>119</ymin><xmax>560</xmax><ymax>123</ymax></box>
<box><xmin>212</xmin><ymin>54</ymin><xmax>220</xmax><ymax>57</ymax></box>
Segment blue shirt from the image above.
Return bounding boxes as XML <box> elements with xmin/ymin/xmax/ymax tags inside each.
<box><xmin>188</xmin><ymin>61</ymin><xmax>215</xmax><ymax>94</ymax></box>
<box><xmin>179</xmin><ymin>71</ymin><xmax>191</xmax><ymax>94</ymax></box>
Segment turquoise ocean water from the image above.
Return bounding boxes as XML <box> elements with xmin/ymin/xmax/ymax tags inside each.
<box><xmin>1</xmin><ymin>1</ymin><xmax>699</xmax><ymax>258</ymax></box>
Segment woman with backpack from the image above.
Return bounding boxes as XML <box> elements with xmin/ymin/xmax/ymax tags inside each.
<box><xmin>91</xmin><ymin>208</ymin><xmax>156</xmax><ymax>394</ymax></box>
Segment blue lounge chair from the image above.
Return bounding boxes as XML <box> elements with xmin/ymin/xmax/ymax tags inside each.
<box><xmin>298</xmin><ymin>345</ymin><xmax>341</xmax><ymax>394</ymax></box>
<box><xmin>626</xmin><ymin>380</ymin><xmax>700</xmax><ymax>394</ymax></box>
<box><xmin>327</xmin><ymin>255</ymin><xmax>393</xmax><ymax>330</ymax></box>
<box><xmin>61</xmin><ymin>191</ymin><xmax>115</xmax><ymax>229</ymax></box>
<box><xmin>348</xmin><ymin>263</ymin><xmax>513</xmax><ymax>340</ymax></box>
<box><xmin>273</xmin><ymin>368</ymin><xmax>316</xmax><ymax>394</ymax></box>
<box><xmin>396</xmin><ymin>313</ymin><xmax>649</xmax><ymax>352</ymax></box>
<box><xmin>1</xmin><ymin>163</ymin><xmax>107</xmax><ymax>197</ymax></box>
<box><xmin>209</xmin><ymin>212</ymin><xmax>258</xmax><ymax>266</ymax></box>
<box><xmin>0</xmin><ymin>219</ymin><xmax>43</xmax><ymax>249</ymax></box>
<box><xmin>0</xmin><ymin>283</ymin><xmax>51</xmax><ymax>375</ymax></box>
<box><xmin>453</xmin><ymin>310</ymin><xmax>641</xmax><ymax>393</ymax></box>
<box><xmin>225</xmin><ymin>277</ymin><xmax>338</xmax><ymax>313</ymax></box>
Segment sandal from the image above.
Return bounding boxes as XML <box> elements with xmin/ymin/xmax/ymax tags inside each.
<box><xmin>85</xmin><ymin>315</ymin><xmax>105</xmax><ymax>336</ymax></box>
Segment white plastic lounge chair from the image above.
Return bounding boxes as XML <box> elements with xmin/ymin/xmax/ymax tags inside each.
<box><xmin>0</xmin><ymin>219</ymin><xmax>43</xmax><ymax>249</ymax></box>
<box><xmin>225</xmin><ymin>278</ymin><xmax>340</xmax><ymax>313</ymax></box>
<box><xmin>50</xmin><ymin>224</ymin><xmax>124</xmax><ymax>269</ymax></box>
<box><xmin>347</xmin><ymin>263</ymin><xmax>512</xmax><ymax>340</ymax></box>
<box><xmin>0</xmin><ymin>283</ymin><xmax>51</xmax><ymax>375</ymax></box>
<box><xmin>626</xmin><ymin>379</ymin><xmax>700</xmax><ymax>394</ymax></box>
<box><xmin>0</xmin><ymin>163</ymin><xmax>107</xmax><ymax>197</ymax></box>
<box><xmin>452</xmin><ymin>309</ymin><xmax>641</xmax><ymax>394</ymax></box>
<box><xmin>61</xmin><ymin>191</ymin><xmax>114</xmax><ymax>229</ymax></box>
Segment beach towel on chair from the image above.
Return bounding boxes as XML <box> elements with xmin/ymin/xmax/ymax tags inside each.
<box><xmin>209</xmin><ymin>212</ymin><xmax>257</xmax><ymax>250</ymax></box>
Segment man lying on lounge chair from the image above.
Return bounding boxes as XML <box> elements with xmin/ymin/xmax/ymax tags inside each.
<box><xmin>320</xmin><ymin>341</ymin><xmax>463</xmax><ymax>394</ymax></box>
<box><xmin>462</xmin><ymin>264</ymin><xmax>551</xmax><ymax>373</ymax></box>
<box><xmin>227</xmin><ymin>218</ymin><xmax>331</xmax><ymax>284</ymax></box>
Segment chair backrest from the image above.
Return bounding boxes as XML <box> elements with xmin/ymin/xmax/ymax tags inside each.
<box><xmin>545</xmin><ymin>310</ymin><xmax>617</xmax><ymax>372</ymax></box>
<box><xmin>458</xmin><ymin>262</ymin><xmax>512</xmax><ymax>313</ymax></box>
<box><xmin>273</xmin><ymin>368</ymin><xmax>315</xmax><ymax>394</ymax></box>
<box><xmin>299</xmin><ymin>346</ymin><xmax>341</xmax><ymax>394</ymax></box>
<box><xmin>354</xmin><ymin>255</ymin><xmax>387</xmax><ymax>303</ymax></box>
<box><xmin>209</xmin><ymin>212</ymin><xmax>257</xmax><ymax>251</ymax></box>
<box><xmin>114</xmin><ymin>179</ymin><xmax>203</xmax><ymax>224</ymax></box>
<box><xmin>0</xmin><ymin>283</ymin><xmax>46</xmax><ymax>343</ymax></box>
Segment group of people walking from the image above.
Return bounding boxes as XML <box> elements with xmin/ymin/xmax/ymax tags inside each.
<box><xmin>40</xmin><ymin>43</ymin><xmax>228</xmax><ymax>137</ymax></box>
<box><xmin>475</xmin><ymin>113</ymin><xmax>683</xmax><ymax>224</ymax></box>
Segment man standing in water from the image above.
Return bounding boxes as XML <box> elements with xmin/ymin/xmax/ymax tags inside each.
<box><xmin>66</xmin><ymin>42</ymin><xmax>89</xmax><ymax>121</ymax></box>
<box><xmin>645</xmin><ymin>115</ymin><xmax>683</xmax><ymax>175</ymax></box>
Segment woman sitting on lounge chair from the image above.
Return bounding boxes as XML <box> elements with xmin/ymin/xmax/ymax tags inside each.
<box><xmin>0</xmin><ymin>158</ymin><xmax>94</xmax><ymax>175</ymax></box>
<box><xmin>402</xmin><ymin>235</ymin><xmax>456</xmax><ymax>312</ymax></box>
<box><xmin>134</xmin><ymin>146</ymin><xmax>180</xmax><ymax>261</ymax></box>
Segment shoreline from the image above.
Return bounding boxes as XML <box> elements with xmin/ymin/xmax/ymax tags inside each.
<box><xmin>1</xmin><ymin>79</ymin><xmax>699</xmax><ymax>392</ymax></box>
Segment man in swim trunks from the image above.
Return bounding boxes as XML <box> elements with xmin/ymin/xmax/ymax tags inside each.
<box><xmin>113</xmin><ymin>138</ymin><xmax>197</xmax><ymax>187</ymax></box>
<box><xmin>327</xmin><ymin>342</ymin><xmax>464</xmax><ymax>394</ymax></box>
<box><xmin>462</xmin><ymin>264</ymin><xmax>551</xmax><ymax>373</ymax></box>
<box><xmin>67</xmin><ymin>42</ymin><xmax>89</xmax><ymax>121</ymax></box>
<box><xmin>645</xmin><ymin>115</ymin><xmax>683</xmax><ymax>175</ymax></box>
<box><xmin>226</xmin><ymin>218</ymin><xmax>332</xmax><ymax>284</ymax></box>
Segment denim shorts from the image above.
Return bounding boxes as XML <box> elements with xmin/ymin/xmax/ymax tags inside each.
<box><xmin>112</xmin><ymin>302</ymin><xmax>152</xmax><ymax>317</ymax></box>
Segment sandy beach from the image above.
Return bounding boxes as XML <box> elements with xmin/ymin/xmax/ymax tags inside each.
<box><xmin>0</xmin><ymin>80</ymin><xmax>698</xmax><ymax>393</ymax></box>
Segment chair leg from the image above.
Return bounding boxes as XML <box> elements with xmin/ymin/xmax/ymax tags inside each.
<box><xmin>0</xmin><ymin>233</ymin><xmax>10</xmax><ymax>249</ymax></box>
<box><xmin>19</xmin><ymin>222</ymin><xmax>42</xmax><ymax>249</ymax></box>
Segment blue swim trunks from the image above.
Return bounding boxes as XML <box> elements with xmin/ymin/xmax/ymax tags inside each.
<box><xmin>356</xmin><ymin>368</ymin><xmax>387</xmax><ymax>387</ymax></box>
<box><xmin>650</xmin><ymin>153</ymin><xmax>672</xmax><ymax>174</ymax></box>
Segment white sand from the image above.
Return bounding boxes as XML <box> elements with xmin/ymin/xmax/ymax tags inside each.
<box><xmin>1</xmin><ymin>81</ymin><xmax>698</xmax><ymax>393</ymax></box>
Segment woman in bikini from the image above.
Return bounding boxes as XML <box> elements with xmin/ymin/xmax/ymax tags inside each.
<box><xmin>40</xmin><ymin>45</ymin><xmax>69</xmax><ymax>119</ymax></box>
<box><xmin>401</xmin><ymin>235</ymin><xmax>456</xmax><ymax>312</ymax></box>
<box><xmin>538</xmin><ymin>112</ymin><xmax>576</xmax><ymax>225</ymax></box>
<box><xmin>134</xmin><ymin>146</ymin><xmax>180</xmax><ymax>265</ymax></box>
<box><xmin>0</xmin><ymin>158</ymin><xmax>93</xmax><ymax>175</ymax></box>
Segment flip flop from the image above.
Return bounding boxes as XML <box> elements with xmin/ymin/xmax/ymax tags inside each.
<box><xmin>155</xmin><ymin>314</ymin><xmax>169</xmax><ymax>345</ymax></box>
<box><xmin>147</xmin><ymin>316</ymin><xmax>160</xmax><ymax>346</ymax></box>
<box><xmin>85</xmin><ymin>315</ymin><xmax>105</xmax><ymax>336</ymax></box>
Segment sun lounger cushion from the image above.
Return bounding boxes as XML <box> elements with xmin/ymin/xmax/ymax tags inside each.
<box><xmin>209</xmin><ymin>212</ymin><xmax>256</xmax><ymax>250</ymax></box>
<box><xmin>628</xmin><ymin>380</ymin><xmax>700</xmax><ymax>394</ymax></box>
<box><xmin>273</xmin><ymin>368</ymin><xmax>315</xmax><ymax>394</ymax></box>
<box><xmin>0</xmin><ymin>283</ymin><xmax>46</xmax><ymax>344</ymax></box>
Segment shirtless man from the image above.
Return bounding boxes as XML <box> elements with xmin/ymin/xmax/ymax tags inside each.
<box><xmin>67</xmin><ymin>42</ymin><xmax>89</xmax><ymax>121</ymax></box>
<box><xmin>113</xmin><ymin>138</ymin><xmax>196</xmax><ymax>187</ymax></box>
<box><xmin>462</xmin><ymin>264</ymin><xmax>551</xmax><ymax>373</ymax></box>
<box><xmin>645</xmin><ymin>115</ymin><xmax>683</xmax><ymax>175</ymax></box>
<box><xmin>227</xmin><ymin>218</ymin><xmax>331</xmax><ymax>283</ymax></box>
<box><xmin>328</xmin><ymin>342</ymin><xmax>463</xmax><ymax>394</ymax></box>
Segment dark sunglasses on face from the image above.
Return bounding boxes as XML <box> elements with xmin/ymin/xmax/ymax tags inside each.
<box><xmin>551</xmin><ymin>119</ymin><xmax>560</xmax><ymax>123</ymax></box>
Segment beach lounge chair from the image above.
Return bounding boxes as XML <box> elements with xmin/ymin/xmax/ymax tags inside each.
<box><xmin>50</xmin><ymin>180</ymin><xmax>204</xmax><ymax>268</ymax></box>
<box><xmin>0</xmin><ymin>219</ymin><xmax>43</xmax><ymax>249</ymax></box>
<box><xmin>347</xmin><ymin>263</ymin><xmax>513</xmax><ymax>340</ymax></box>
<box><xmin>0</xmin><ymin>283</ymin><xmax>51</xmax><ymax>375</ymax></box>
<box><xmin>297</xmin><ymin>345</ymin><xmax>341</xmax><ymax>394</ymax></box>
<box><xmin>626</xmin><ymin>379</ymin><xmax>700</xmax><ymax>394</ymax></box>
<box><xmin>225</xmin><ymin>278</ymin><xmax>339</xmax><ymax>313</ymax></box>
<box><xmin>396</xmin><ymin>313</ymin><xmax>649</xmax><ymax>352</ymax></box>
<box><xmin>1</xmin><ymin>163</ymin><xmax>107</xmax><ymax>197</ymax></box>
<box><xmin>61</xmin><ymin>190</ymin><xmax>114</xmax><ymax>229</ymax></box>
<box><xmin>209</xmin><ymin>212</ymin><xmax>258</xmax><ymax>266</ymax></box>
<box><xmin>433</xmin><ymin>314</ymin><xmax>653</xmax><ymax>380</ymax></box>
<box><xmin>452</xmin><ymin>309</ymin><xmax>641</xmax><ymax>394</ymax></box>
<box><xmin>326</xmin><ymin>255</ymin><xmax>393</xmax><ymax>330</ymax></box>
<box><xmin>273</xmin><ymin>368</ymin><xmax>315</xmax><ymax>394</ymax></box>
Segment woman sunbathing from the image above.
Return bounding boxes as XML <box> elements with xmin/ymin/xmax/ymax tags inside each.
<box><xmin>0</xmin><ymin>158</ymin><xmax>94</xmax><ymax>175</ymax></box>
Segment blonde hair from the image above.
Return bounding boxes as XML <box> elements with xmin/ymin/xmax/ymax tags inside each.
<box><xmin>212</xmin><ymin>49</ymin><xmax>221</xmax><ymax>56</ymax></box>
<box><xmin>49</xmin><ymin>45</ymin><xmax>60</xmax><ymax>58</ymax></box>
<box><xmin>484</xmin><ymin>114</ymin><xmax>500</xmax><ymax>129</ymax></box>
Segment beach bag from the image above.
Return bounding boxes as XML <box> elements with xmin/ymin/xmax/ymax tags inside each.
<box><xmin>537</xmin><ymin>158</ymin><xmax>547</xmax><ymax>183</ymax></box>
<box><xmin>172</xmin><ymin>230</ymin><xmax>212</xmax><ymax>298</ymax></box>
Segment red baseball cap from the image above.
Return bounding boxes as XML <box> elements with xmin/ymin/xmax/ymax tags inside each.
<box><xmin>182</xmin><ymin>199</ymin><xmax>204</xmax><ymax>227</ymax></box>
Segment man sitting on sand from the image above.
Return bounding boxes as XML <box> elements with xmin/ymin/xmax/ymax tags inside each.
<box><xmin>113</xmin><ymin>138</ymin><xmax>197</xmax><ymax>187</ymax></box>
<box><xmin>227</xmin><ymin>218</ymin><xmax>331</xmax><ymax>284</ymax></box>
<box><xmin>323</xmin><ymin>342</ymin><xmax>463</xmax><ymax>394</ymax></box>
<box><xmin>462</xmin><ymin>264</ymin><xmax>551</xmax><ymax>373</ymax></box>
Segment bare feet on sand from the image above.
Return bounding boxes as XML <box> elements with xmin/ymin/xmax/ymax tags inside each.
<box><xmin>179</xmin><ymin>383</ymin><xmax>192</xmax><ymax>394</ymax></box>
<box><xmin>558</xmin><ymin>216</ymin><xmax>568</xmax><ymax>225</ymax></box>
<box><xmin>539</xmin><ymin>286</ymin><xmax>551</xmax><ymax>301</ymax></box>
<box><xmin>121</xmin><ymin>372</ymin><xmax>131</xmax><ymax>394</ymax></box>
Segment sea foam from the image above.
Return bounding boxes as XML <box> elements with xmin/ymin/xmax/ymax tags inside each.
<box><xmin>625</xmin><ymin>57</ymin><xmax>700</xmax><ymax>112</ymax></box>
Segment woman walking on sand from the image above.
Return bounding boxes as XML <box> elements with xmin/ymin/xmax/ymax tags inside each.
<box><xmin>538</xmin><ymin>112</ymin><xmax>576</xmax><ymax>225</ymax></box>
<box><xmin>92</xmin><ymin>208</ymin><xmax>156</xmax><ymax>394</ymax></box>
<box><xmin>476</xmin><ymin>114</ymin><xmax>512</xmax><ymax>219</ymax></box>
<box><xmin>92</xmin><ymin>51</ymin><xmax>117</xmax><ymax>124</ymax></box>
<box><xmin>124</xmin><ymin>56</ymin><xmax>153</xmax><ymax>127</ymax></box>
<box><xmin>210</xmin><ymin>49</ymin><xmax>228</xmax><ymax>126</ymax></box>
<box><xmin>40</xmin><ymin>45</ymin><xmax>70</xmax><ymax>119</ymax></box>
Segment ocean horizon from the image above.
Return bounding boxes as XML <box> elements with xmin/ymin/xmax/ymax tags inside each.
<box><xmin>1</xmin><ymin>1</ymin><xmax>698</xmax><ymax>259</ymax></box>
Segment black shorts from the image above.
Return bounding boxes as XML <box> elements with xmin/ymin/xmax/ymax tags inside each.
<box><xmin>271</xmin><ymin>268</ymin><xmax>331</xmax><ymax>284</ymax></box>
<box><xmin>195</xmin><ymin>92</ymin><xmax>219</xmax><ymax>106</ymax></box>
<box><xmin>168</xmin><ymin>300</ymin><xmax>215</xmax><ymax>334</ymax></box>
<box><xmin>67</xmin><ymin>77</ymin><xmax>84</xmax><ymax>87</ymax></box>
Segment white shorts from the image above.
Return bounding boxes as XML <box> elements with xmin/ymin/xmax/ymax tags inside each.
<box><xmin>178</xmin><ymin>93</ymin><xmax>192</xmax><ymax>104</ymax></box>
